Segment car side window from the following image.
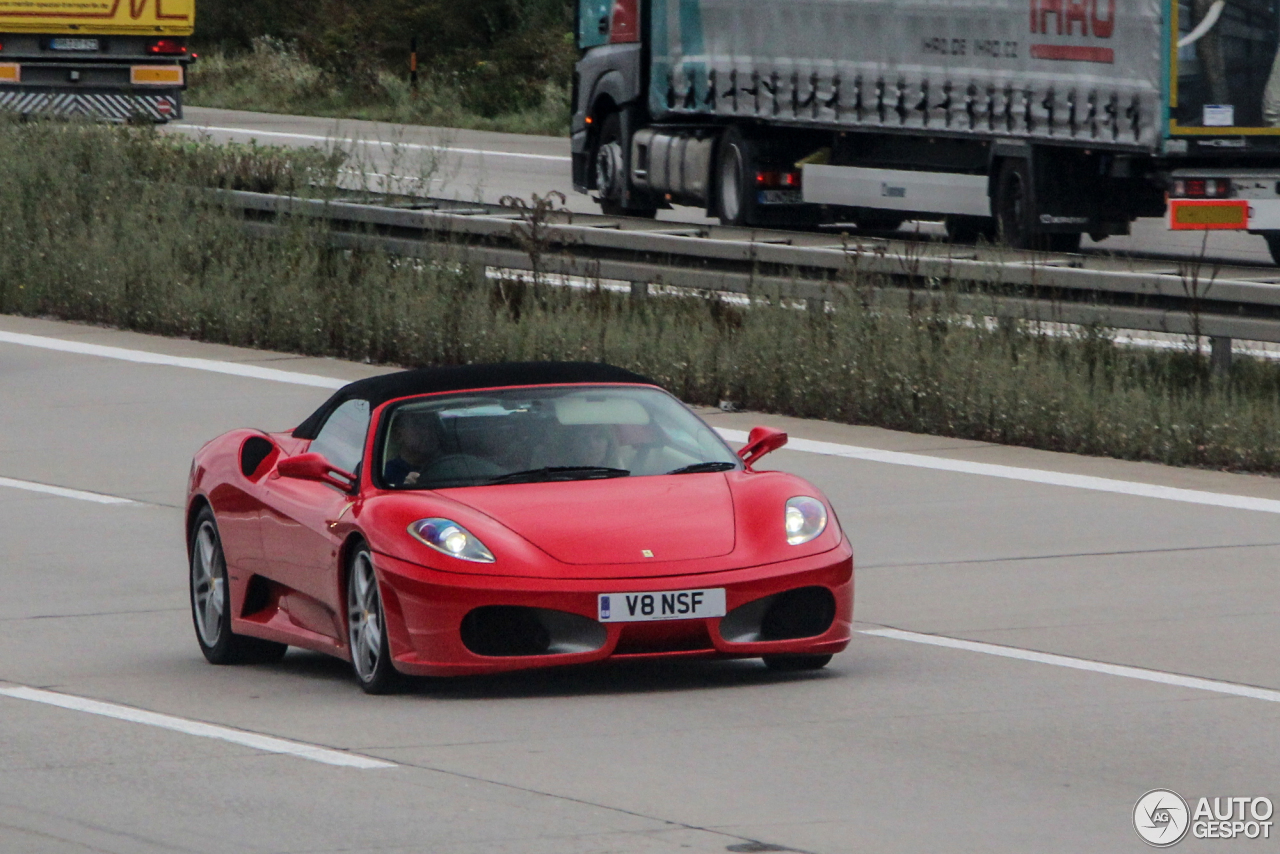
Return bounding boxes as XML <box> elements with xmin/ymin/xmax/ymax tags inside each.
<box><xmin>308</xmin><ymin>399</ymin><xmax>370</xmax><ymax>475</ymax></box>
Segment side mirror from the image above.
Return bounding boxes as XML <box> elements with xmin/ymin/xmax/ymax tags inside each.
<box><xmin>276</xmin><ymin>452</ymin><xmax>357</xmax><ymax>491</ymax></box>
<box><xmin>737</xmin><ymin>426</ymin><xmax>788</xmax><ymax>468</ymax></box>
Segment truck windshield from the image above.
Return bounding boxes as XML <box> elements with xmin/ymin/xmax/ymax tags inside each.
<box><xmin>1176</xmin><ymin>0</ymin><xmax>1280</xmax><ymax>129</ymax></box>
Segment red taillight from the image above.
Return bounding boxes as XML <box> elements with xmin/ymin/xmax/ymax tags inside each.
<box><xmin>1171</xmin><ymin>177</ymin><xmax>1231</xmax><ymax>198</ymax></box>
<box><xmin>609</xmin><ymin>0</ymin><xmax>639</xmax><ymax>43</ymax></box>
<box><xmin>147</xmin><ymin>39</ymin><xmax>187</xmax><ymax>56</ymax></box>
<box><xmin>755</xmin><ymin>170</ymin><xmax>801</xmax><ymax>188</ymax></box>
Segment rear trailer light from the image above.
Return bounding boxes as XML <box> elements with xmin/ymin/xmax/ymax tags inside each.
<box><xmin>1171</xmin><ymin>177</ymin><xmax>1231</xmax><ymax>198</ymax></box>
<box><xmin>147</xmin><ymin>39</ymin><xmax>187</xmax><ymax>56</ymax></box>
<box><xmin>755</xmin><ymin>170</ymin><xmax>801</xmax><ymax>188</ymax></box>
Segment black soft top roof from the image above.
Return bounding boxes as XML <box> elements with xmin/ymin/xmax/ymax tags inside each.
<box><xmin>292</xmin><ymin>361</ymin><xmax>657</xmax><ymax>439</ymax></box>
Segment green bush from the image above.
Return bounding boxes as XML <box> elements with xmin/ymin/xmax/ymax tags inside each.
<box><xmin>188</xmin><ymin>0</ymin><xmax>576</xmax><ymax>132</ymax></box>
<box><xmin>2</xmin><ymin>118</ymin><xmax>1279</xmax><ymax>472</ymax></box>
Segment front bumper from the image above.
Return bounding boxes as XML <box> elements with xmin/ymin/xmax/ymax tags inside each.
<box><xmin>374</xmin><ymin>545</ymin><xmax>855</xmax><ymax>677</ymax></box>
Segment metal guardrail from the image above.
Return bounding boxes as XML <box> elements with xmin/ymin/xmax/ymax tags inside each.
<box><xmin>219</xmin><ymin>189</ymin><xmax>1280</xmax><ymax>355</ymax></box>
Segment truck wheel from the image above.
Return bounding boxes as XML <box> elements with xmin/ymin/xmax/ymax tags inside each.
<box><xmin>994</xmin><ymin>159</ymin><xmax>1081</xmax><ymax>252</ymax></box>
<box><xmin>1264</xmin><ymin>233</ymin><xmax>1280</xmax><ymax>266</ymax></box>
<box><xmin>594</xmin><ymin>113</ymin><xmax>657</xmax><ymax>219</ymax></box>
<box><xmin>716</xmin><ymin>127</ymin><xmax>759</xmax><ymax>227</ymax></box>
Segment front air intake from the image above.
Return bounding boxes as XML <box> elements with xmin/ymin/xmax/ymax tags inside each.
<box><xmin>719</xmin><ymin>587</ymin><xmax>836</xmax><ymax>643</ymax></box>
<box><xmin>460</xmin><ymin>606</ymin><xmax>607</xmax><ymax>657</ymax></box>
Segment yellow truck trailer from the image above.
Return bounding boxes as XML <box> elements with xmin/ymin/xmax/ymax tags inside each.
<box><xmin>0</xmin><ymin>0</ymin><xmax>194</xmax><ymax>121</ymax></box>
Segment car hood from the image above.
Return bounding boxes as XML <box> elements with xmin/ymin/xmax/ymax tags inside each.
<box><xmin>440</xmin><ymin>475</ymin><xmax>736</xmax><ymax>565</ymax></box>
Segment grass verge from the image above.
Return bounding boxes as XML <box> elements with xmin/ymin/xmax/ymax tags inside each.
<box><xmin>2</xmin><ymin>118</ymin><xmax>1278</xmax><ymax>472</ymax></box>
<box><xmin>186</xmin><ymin>38</ymin><xmax>571</xmax><ymax>136</ymax></box>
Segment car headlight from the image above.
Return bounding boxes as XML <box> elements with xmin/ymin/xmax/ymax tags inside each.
<box><xmin>785</xmin><ymin>496</ymin><xmax>828</xmax><ymax>545</ymax></box>
<box><xmin>408</xmin><ymin>518</ymin><xmax>495</xmax><ymax>563</ymax></box>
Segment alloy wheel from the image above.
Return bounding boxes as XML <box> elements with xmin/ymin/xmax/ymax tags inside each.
<box><xmin>191</xmin><ymin>520</ymin><xmax>225</xmax><ymax>649</ymax></box>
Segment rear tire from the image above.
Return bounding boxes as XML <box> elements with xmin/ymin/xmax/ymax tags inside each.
<box><xmin>189</xmin><ymin>507</ymin><xmax>288</xmax><ymax>665</ymax></box>
<box><xmin>994</xmin><ymin>159</ymin><xmax>1081</xmax><ymax>252</ymax></box>
<box><xmin>716</xmin><ymin>126</ymin><xmax>759</xmax><ymax>227</ymax></box>
<box><xmin>762</xmin><ymin>654</ymin><xmax>833</xmax><ymax>672</ymax></box>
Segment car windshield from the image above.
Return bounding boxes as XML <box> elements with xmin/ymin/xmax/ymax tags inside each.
<box><xmin>378</xmin><ymin>385</ymin><xmax>740</xmax><ymax>489</ymax></box>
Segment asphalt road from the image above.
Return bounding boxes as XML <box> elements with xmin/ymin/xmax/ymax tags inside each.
<box><xmin>174</xmin><ymin>105</ymin><xmax>1279</xmax><ymax>267</ymax></box>
<box><xmin>2</xmin><ymin>313</ymin><xmax>1279</xmax><ymax>853</ymax></box>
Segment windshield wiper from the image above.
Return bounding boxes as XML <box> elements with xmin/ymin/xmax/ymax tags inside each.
<box><xmin>665</xmin><ymin>461</ymin><xmax>738</xmax><ymax>475</ymax></box>
<box><xmin>487</xmin><ymin>466</ymin><xmax>630</xmax><ymax>485</ymax></box>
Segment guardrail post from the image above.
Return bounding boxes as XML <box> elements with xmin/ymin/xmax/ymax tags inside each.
<box><xmin>630</xmin><ymin>281</ymin><xmax>649</xmax><ymax>300</ymax></box>
<box><xmin>1210</xmin><ymin>336</ymin><xmax>1232</xmax><ymax>376</ymax></box>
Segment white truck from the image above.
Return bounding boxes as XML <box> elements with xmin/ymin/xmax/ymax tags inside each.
<box><xmin>571</xmin><ymin>0</ymin><xmax>1280</xmax><ymax>260</ymax></box>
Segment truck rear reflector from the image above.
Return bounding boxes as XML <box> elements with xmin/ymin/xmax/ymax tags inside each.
<box><xmin>1168</xmin><ymin>199</ymin><xmax>1249</xmax><ymax>230</ymax></box>
<box><xmin>131</xmin><ymin>65</ymin><xmax>183</xmax><ymax>86</ymax></box>
<box><xmin>0</xmin><ymin>63</ymin><xmax>18</xmax><ymax>84</ymax></box>
<box><xmin>609</xmin><ymin>0</ymin><xmax>639</xmax><ymax>43</ymax></box>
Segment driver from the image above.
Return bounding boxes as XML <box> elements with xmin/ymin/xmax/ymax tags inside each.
<box><xmin>383</xmin><ymin>411</ymin><xmax>442</xmax><ymax>487</ymax></box>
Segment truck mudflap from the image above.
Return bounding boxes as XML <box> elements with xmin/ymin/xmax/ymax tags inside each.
<box><xmin>0</xmin><ymin>89</ymin><xmax>180</xmax><ymax>122</ymax></box>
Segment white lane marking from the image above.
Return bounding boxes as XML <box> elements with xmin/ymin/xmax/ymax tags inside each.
<box><xmin>715</xmin><ymin>428</ymin><xmax>1280</xmax><ymax>515</ymax></box>
<box><xmin>5</xmin><ymin>329</ymin><xmax>1279</xmax><ymax>515</ymax></box>
<box><xmin>176</xmin><ymin>124</ymin><xmax>573</xmax><ymax>163</ymax></box>
<box><xmin>0</xmin><ymin>330</ymin><xmax>345</xmax><ymax>389</ymax></box>
<box><xmin>0</xmin><ymin>685</ymin><xmax>396</xmax><ymax>769</ymax></box>
<box><xmin>0</xmin><ymin>475</ymin><xmax>137</xmax><ymax>505</ymax></box>
<box><xmin>862</xmin><ymin>628</ymin><xmax>1280</xmax><ymax>703</ymax></box>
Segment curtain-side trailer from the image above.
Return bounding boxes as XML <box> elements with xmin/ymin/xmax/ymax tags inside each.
<box><xmin>0</xmin><ymin>0</ymin><xmax>194</xmax><ymax>122</ymax></box>
<box><xmin>571</xmin><ymin>0</ymin><xmax>1280</xmax><ymax>261</ymax></box>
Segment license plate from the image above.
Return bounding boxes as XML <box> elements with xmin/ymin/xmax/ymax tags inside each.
<box><xmin>598</xmin><ymin>588</ymin><xmax>726</xmax><ymax>623</ymax></box>
<box><xmin>49</xmin><ymin>38</ymin><xmax>101</xmax><ymax>51</ymax></box>
<box><xmin>758</xmin><ymin>189</ymin><xmax>802</xmax><ymax>205</ymax></box>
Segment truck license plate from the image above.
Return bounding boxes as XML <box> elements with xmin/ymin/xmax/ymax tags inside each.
<box><xmin>758</xmin><ymin>189</ymin><xmax>802</xmax><ymax>205</ymax></box>
<box><xmin>598</xmin><ymin>588</ymin><xmax>726</xmax><ymax>623</ymax></box>
<box><xmin>49</xmin><ymin>38</ymin><xmax>101</xmax><ymax>51</ymax></box>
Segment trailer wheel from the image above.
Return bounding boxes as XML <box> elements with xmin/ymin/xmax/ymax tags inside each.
<box><xmin>994</xmin><ymin>159</ymin><xmax>1080</xmax><ymax>252</ymax></box>
<box><xmin>594</xmin><ymin>113</ymin><xmax>657</xmax><ymax>219</ymax></box>
<box><xmin>716</xmin><ymin>127</ymin><xmax>759</xmax><ymax>227</ymax></box>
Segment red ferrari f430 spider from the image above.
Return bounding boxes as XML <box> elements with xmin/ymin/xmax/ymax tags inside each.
<box><xmin>186</xmin><ymin>363</ymin><xmax>853</xmax><ymax>692</ymax></box>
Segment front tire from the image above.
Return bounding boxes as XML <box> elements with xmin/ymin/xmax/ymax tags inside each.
<box><xmin>763</xmin><ymin>654</ymin><xmax>833</xmax><ymax>672</ymax></box>
<box><xmin>346</xmin><ymin>545</ymin><xmax>400</xmax><ymax>694</ymax></box>
<box><xmin>189</xmin><ymin>507</ymin><xmax>287</xmax><ymax>665</ymax></box>
<box><xmin>594</xmin><ymin>112</ymin><xmax>657</xmax><ymax>219</ymax></box>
